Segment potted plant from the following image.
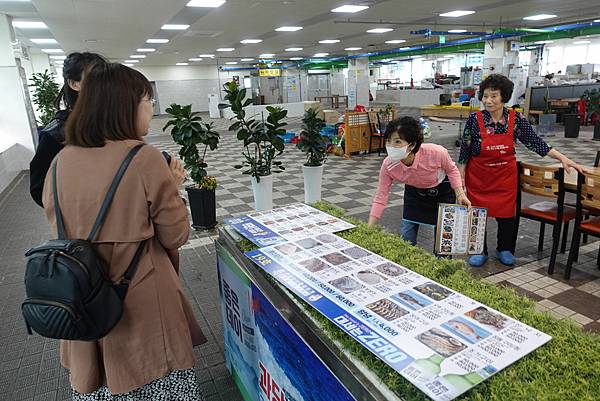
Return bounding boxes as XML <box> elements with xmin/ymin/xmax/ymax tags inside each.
<box><xmin>28</xmin><ymin>69</ymin><xmax>60</xmax><ymax>126</ymax></box>
<box><xmin>163</xmin><ymin>103</ymin><xmax>220</xmax><ymax>229</ymax></box>
<box><xmin>297</xmin><ymin>108</ymin><xmax>327</xmax><ymax>203</ymax></box>
<box><xmin>220</xmin><ymin>81</ymin><xmax>287</xmax><ymax>211</ymax></box>
<box><xmin>538</xmin><ymin>86</ymin><xmax>556</xmax><ymax>137</ymax></box>
<box><xmin>581</xmin><ymin>89</ymin><xmax>600</xmax><ymax>140</ymax></box>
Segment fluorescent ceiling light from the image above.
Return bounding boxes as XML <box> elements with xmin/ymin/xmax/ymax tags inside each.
<box><xmin>385</xmin><ymin>39</ymin><xmax>406</xmax><ymax>44</ymax></box>
<box><xmin>137</xmin><ymin>48</ymin><xmax>156</xmax><ymax>52</ymax></box>
<box><xmin>314</xmin><ymin>52</ymin><xmax>329</xmax><ymax>57</ymax></box>
<box><xmin>275</xmin><ymin>26</ymin><xmax>303</xmax><ymax>32</ymax></box>
<box><xmin>259</xmin><ymin>53</ymin><xmax>275</xmax><ymax>58</ymax></box>
<box><xmin>41</xmin><ymin>49</ymin><xmax>63</xmax><ymax>53</ymax></box>
<box><xmin>399</xmin><ymin>47</ymin><xmax>410</xmax><ymax>50</ymax></box>
<box><xmin>199</xmin><ymin>54</ymin><xmax>215</xmax><ymax>57</ymax></box>
<box><xmin>30</xmin><ymin>38</ymin><xmax>57</xmax><ymax>44</ymax></box>
<box><xmin>448</xmin><ymin>29</ymin><xmax>467</xmax><ymax>33</ymax></box>
<box><xmin>217</xmin><ymin>47</ymin><xmax>235</xmax><ymax>51</ymax></box>
<box><xmin>345</xmin><ymin>47</ymin><xmax>362</xmax><ymax>51</ymax></box>
<box><xmin>176</xmin><ymin>62</ymin><xmax>189</xmax><ymax>65</ymax></box>
<box><xmin>130</xmin><ymin>55</ymin><xmax>146</xmax><ymax>58</ymax></box>
<box><xmin>367</xmin><ymin>28</ymin><xmax>393</xmax><ymax>33</ymax></box>
<box><xmin>146</xmin><ymin>38</ymin><xmax>169</xmax><ymax>43</ymax></box>
<box><xmin>124</xmin><ymin>59</ymin><xmax>139</xmax><ymax>63</ymax></box>
<box><xmin>595</xmin><ymin>19</ymin><xmax>600</xmax><ymax>23</ymax></box>
<box><xmin>50</xmin><ymin>55</ymin><xmax>66</xmax><ymax>59</ymax></box>
<box><xmin>123</xmin><ymin>63</ymin><xmax>134</xmax><ymax>67</ymax></box>
<box><xmin>12</xmin><ymin>21</ymin><xmax>47</xmax><ymax>29</ymax></box>
<box><xmin>574</xmin><ymin>40</ymin><xmax>591</xmax><ymax>44</ymax></box>
<box><xmin>523</xmin><ymin>14</ymin><xmax>557</xmax><ymax>21</ymax></box>
<box><xmin>535</xmin><ymin>40</ymin><xmax>554</xmax><ymax>44</ymax></box>
<box><xmin>240</xmin><ymin>39</ymin><xmax>262</xmax><ymax>44</ymax></box>
<box><xmin>241</xmin><ymin>58</ymin><xmax>254</xmax><ymax>61</ymax></box>
<box><xmin>319</xmin><ymin>39</ymin><xmax>340</xmax><ymax>44</ymax></box>
<box><xmin>285</xmin><ymin>47</ymin><xmax>303</xmax><ymax>51</ymax></box>
<box><xmin>225</xmin><ymin>61</ymin><xmax>238</xmax><ymax>64</ymax></box>
<box><xmin>162</xmin><ymin>24</ymin><xmax>189</xmax><ymax>30</ymax></box>
<box><xmin>439</xmin><ymin>10</ymin><xmax>475</xmax><ymax>17</ymax></box>
<box><xmin>189</xmin><ymin>58</ymin><xmax>203</xmax><ymax>61</ymax></box>
<box><xmin>186</xmin><ymin>0</ymin><xmax>226</xmax><ymax>7</ymax></box>
<box><xmin>290</xmin><ymin>57</ymin><xmax>303</xmax><ymax>60</ymax></box>
<box><xmin>331</xmin><ymin>5</ymin><xmax>369</xmax><ymax>13</ymax></box>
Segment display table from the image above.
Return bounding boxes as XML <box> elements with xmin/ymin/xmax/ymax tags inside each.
<box><xmin>420</xmin><ymin>105</ymin><xmax>478</xmax><ymax>119</ymax></box>
<box><xmin>216</xmin><ymin>226</ymin><xmax>402</xmax><ymax>401</ymax></box>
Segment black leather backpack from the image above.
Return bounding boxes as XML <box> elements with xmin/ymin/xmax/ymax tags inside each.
<box><xmin>22</xmin><ymin>144</ymin><xmax>146</xmax><ymax>340</ymax></box>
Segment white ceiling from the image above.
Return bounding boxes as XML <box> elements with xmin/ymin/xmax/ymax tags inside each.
<box><xmin>2</xmin><ymin>0</ymin><xmax>600</xmax><ymax>66</ymax></box>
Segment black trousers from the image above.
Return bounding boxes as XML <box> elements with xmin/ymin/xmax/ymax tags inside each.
<box><xmin>483</xmin><ymin>217</ymin><xmax>516</xmax><ymax>255</ymax></box>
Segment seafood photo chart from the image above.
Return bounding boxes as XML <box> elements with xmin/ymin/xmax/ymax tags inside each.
<box><xmin>228</xmin><ymin>204</ymin><xmax>551</xmax><ymax>401</ymax></box>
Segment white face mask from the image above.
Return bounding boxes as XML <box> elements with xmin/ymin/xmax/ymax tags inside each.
<box><xmin>386</xmin><ymin>145</ymin><xmax>409</xmax><ymax>161</ymax></box>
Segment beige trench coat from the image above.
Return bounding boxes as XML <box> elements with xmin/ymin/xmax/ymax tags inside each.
<box><xmin>42</xmin><ymin>139</ymin><xmax>207</xmax><ymax>394</ymax></box>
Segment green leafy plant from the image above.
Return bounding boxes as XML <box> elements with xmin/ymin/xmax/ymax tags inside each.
<box><xmin>297</xmin><ymin>108</ymin><xmax>327</xmax><ymax>167</ymax></box>
<box><xmin>379</xmin><ymin>103</ymin><xmax>394</xmax><ymax>118</ymax></box>
<box><xmin>220</xmin><ymin>81</ymin><xmax>287</xmax><ymax>182</ymax></box>
<box><xmin>28</xmin><ymin>69</ymin><xmax>60</xmax><ymax>126</ymax></box>
<box><xmin>163</xmin><ymin>103</ymin><xmax>220</xmax><ymax>190</ymax></box>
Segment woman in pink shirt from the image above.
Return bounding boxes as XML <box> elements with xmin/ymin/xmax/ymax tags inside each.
<box><xmin>368</xmin><ymin>117</ymin><xmax>470</xmax><ymax>246</ymax></box>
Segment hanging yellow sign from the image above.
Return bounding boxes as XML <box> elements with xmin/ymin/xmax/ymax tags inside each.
<box><xmin>259</xmin><ymin>69</ymin><xmax>281</xmax><ymax>77</ymax></box>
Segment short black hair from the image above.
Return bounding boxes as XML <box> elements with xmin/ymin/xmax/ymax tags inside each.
<box><xmin>384</xmin><ymin>116</ymin><xmax>424</xmax><ymax>153</ymax></box>
<box><xmin>478</xmin><ymin>74</ymin><xmax>514</xmax><ymax>103</ymax></box>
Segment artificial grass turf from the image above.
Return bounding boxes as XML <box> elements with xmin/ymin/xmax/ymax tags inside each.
<box><xmin>237</xmin><ymin>202</ymin><xmax>600</xmax><ymax>400</ymax></box>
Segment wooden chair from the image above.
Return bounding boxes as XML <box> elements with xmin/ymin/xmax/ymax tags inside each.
<box><xmin>565</xmin><ymin>170</ymin><xmax>600</xmax><ymax>279</ymax></box>
<box><xmin>515</xmin><ymin>162</ymin><xmax>577</xmax><ymax>274</ymax></box>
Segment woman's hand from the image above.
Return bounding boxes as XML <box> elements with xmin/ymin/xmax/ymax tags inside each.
<box><xmin>560</xmin><ymin>156</ymin><xmax>584</xmax><ymax>174</ymax></box>
<box><xmin>367</xmin><ymin>215</ymin><xmax>379</xmax><ymax>228</ymax></box>
<box><xmin>169</xmin><ymin>156</ymin><xmax>187</xmax><ymax>188</ymax></box>
<box><xmin>457</xmin><ymin>193</ymin><xmax>471</xmax><ymax>208</ymax></box>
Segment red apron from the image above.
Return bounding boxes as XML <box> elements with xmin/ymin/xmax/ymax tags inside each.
<box><xmin>465</xmin><ymin>109</ymin><xmax>517</xmax><ymax>218</ymax></box>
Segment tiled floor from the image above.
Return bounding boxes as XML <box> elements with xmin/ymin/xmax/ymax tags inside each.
<box><xmin>1</xmin><ymin>113</ymin><xmax>600</xmax><ymax>401</ymax></box>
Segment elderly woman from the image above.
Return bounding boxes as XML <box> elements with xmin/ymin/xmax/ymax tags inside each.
<box><xmin>458</xmin><ymin>74</ymin><xmax>582</xmax><ymax>267</ymax></box>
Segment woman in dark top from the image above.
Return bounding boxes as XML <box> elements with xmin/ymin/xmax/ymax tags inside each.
<box><xmin>29</xmin><ymin>52</ymin><xmax>106</xmax><ymax>206</ymax></box>
<box><xmin>458</xmin><ymin>74</ymin><xmax>582</xmax><ymax>268</ymax></box>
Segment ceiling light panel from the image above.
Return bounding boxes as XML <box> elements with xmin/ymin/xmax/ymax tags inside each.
<box><xmin>189</xmin><ymin>58</ymin><xmax>203</xmax><ymax>61</ymax></box>
<box><xmin>137</xmin><ymin>48</ymin><xmax>156</xmax><ymax>52</ymax></box>
<box><xmin>161</xmin><ymin>24</ymin><xmax>189</xmax><ymax>30</ymax></box>
<box><xmin>385</xmin><ymin>39</ymin><xmax>406</xmax><ymax>44</ymax></box>
<box><xmin>186</xmin><ymin>0</ymin><xmax>226</xmax><ymax>7</ymax></box>
<box><xmin>30</xmin><ymin>38</ymin><xmax>56</xmax><ymax>44</ymax></box>
<box><xmin>241</xmin><ymin>58</ymin><xmax>254</xmax><ymax>61</ymax></box>
<box><xmin>319</xmin><ymin>39</ymin><xmax>340</xmax><ymax>44</ymax></box>
<box><xmin>448</xmin><ymin>29</ymin><xmax>467</xmax><ymax>33</ymax></box>
<box><xmin>314</xmin><ymin>53</ymin><xmax>329</xmax><ymax>57</ymax></box>
<box><xmin>130</xmin><ymin>55</ymin><xmax>146</xmax><ymax>58</ymax></box>
<box><xmin>12</xmin><ymin>21</ymin><xmax>47</xmax><ymax>29</ymax></box>
<box><xmin>367</xmin><ymin>28</ymin><xmax>393</xmax><ymax>33</ymax></box>
<box><xmin>275</xmin><ymin>26</ymin><xmax>302</xmax><ymax>32</ymax></box>
<box><xmin>259</xmin><ymin>53</ymin><xmax>275</xmax><ymax>58</ymax></box>
<box><xmin>285</xmin><ymin>47</ymin><xmax>303</xmax><ymax>51</ymax></box>
<box><xmin>50</xmin><ymin>55</ymin><xmax>66</xmax><ymax>59</ymax></box>
<box><xmin>124</xmin><ymin>59</ymin><xmax>139</xmax><ymax>63</ymax></box>
<box><xmin>523</xmin><ymin>14</ymin><xmax>557</xmax><ymax>21</ymax></box>
<box><xmin>290</xmin><ymin>57</ymin><xmax>303</xmax><ymax>60</ymax></box>
<box><xmin>146</xmin><ymin>39</ymin><xmax>169</xmax><ymax>43</ymax></box>
<box><xmin>217</xmin><ymin>48</ymin><xmax>235</xmax><ymax>51</ymax></box>
<box><xmin>240</xmin><ymin>39</ymin><xmax>262</xmax><ymax>44</ymax></box>
<box><xmin>41</xmin><ymin>49</ymin><xmax>63</xmax><ymax>53</ymax></box>
<box><xmin>225</xmin><ymin>61</ymin><xmax>238</xmax><ymax>64</ymax></box>
<box><xmin>199</xmin><ymin>54</ymin><xmax>215</xmax><ymax>57</ymax></box>
<box><xmin>176</xmin><ymin>62</ymin><xmax>189</xmax><ymax>65</ymax></box>
<box><xmin>439</xmin><ymin>10</ymin><xmax>475</xmax><ymax>17</ymax></box>
<box><xmin>345</xmin><ymin>47</ymin><xmax>362</xmax><ymax>51</ymax></box>
<box><xmin>331</xmin><ymin>5</ymin><xmax>369</xmax><ymax>13</ymax></box>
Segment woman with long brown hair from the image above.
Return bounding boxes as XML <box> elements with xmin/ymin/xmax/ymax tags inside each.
<box><xmin>42</xmin><ymin>62</ymin><xmax>206</xmax><ymax>400</ymax></box>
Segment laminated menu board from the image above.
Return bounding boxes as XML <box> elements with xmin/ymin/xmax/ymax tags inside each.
<box><xmin>244</xmin><ymin>233</ymin><xmax>551</xmax><ymax>401</ymax></box>
<box><xmin>225</xmin><ymin>203</ymin><xmax>355</xmax><ymax>247</ymax></box>
<box><xmin>435</xmin><ymin>204</ymin><xmax>487</xmax><ymax>255</ymax></box>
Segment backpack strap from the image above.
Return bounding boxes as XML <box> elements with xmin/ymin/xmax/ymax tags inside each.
<box><xmin>52</xmin><ymin>161</ymin><xmax>66</xmax><ymax>239</ymax></box>
<box><xmin>87</xmin><ymin>144</ymin><xmax>145</xmax><ymax>241</ymax></box>
<box><xmin>114</xmin><ymin>239</ymin><xmax>147</xmax><ymax>300</ymax></box>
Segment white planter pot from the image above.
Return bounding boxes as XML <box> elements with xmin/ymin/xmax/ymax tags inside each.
<box><xmin>251</xmin><ymin>175</ymin><xmax>273</xmax><ymax>211</ymax></box>
<box><xmin>303</xmin><ymin>165</ymin><xmax>324</xmax><ymax>203</ymax></box>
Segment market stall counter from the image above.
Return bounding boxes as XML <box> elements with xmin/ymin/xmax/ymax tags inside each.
<box><xmin>216</xmin><ymin>225</ymin><xmax>403</xmax><ymax>401</ymax></box>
